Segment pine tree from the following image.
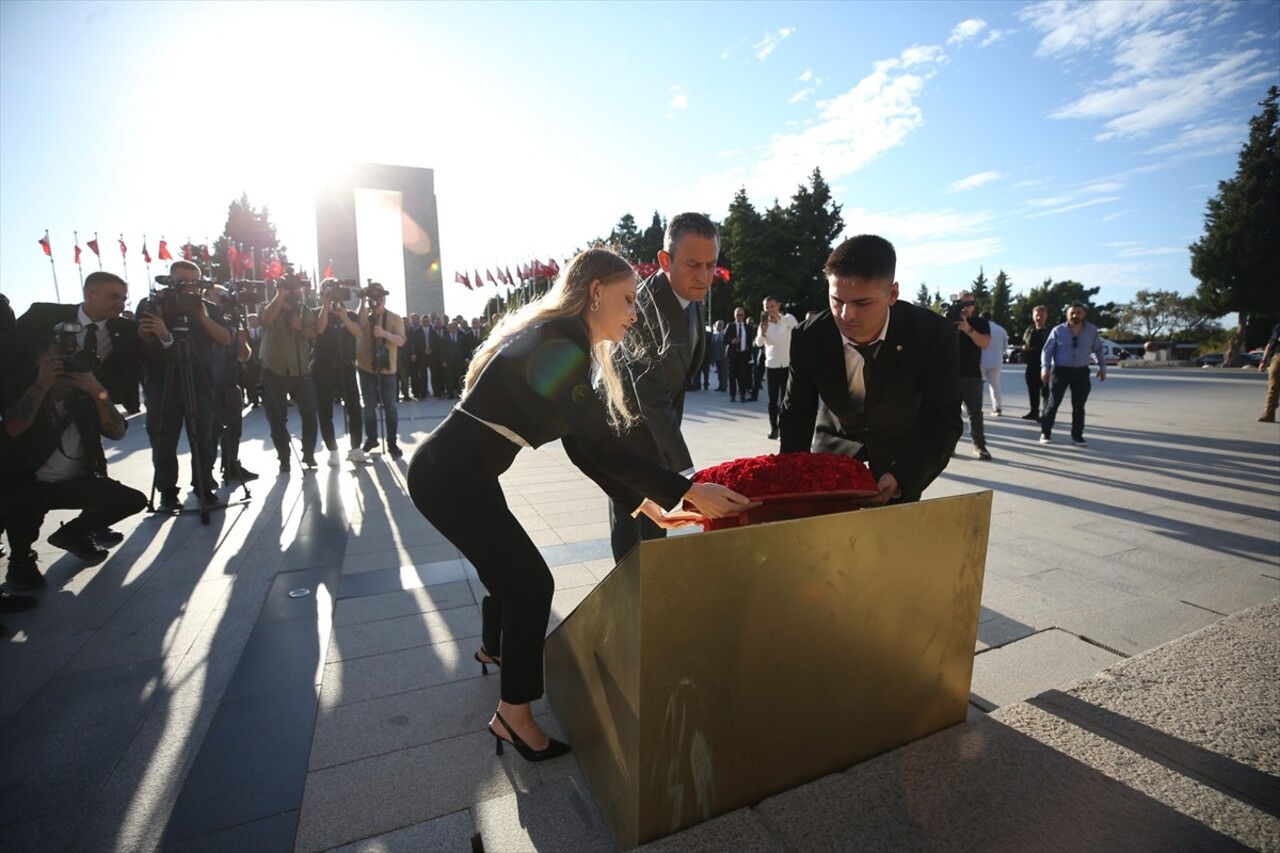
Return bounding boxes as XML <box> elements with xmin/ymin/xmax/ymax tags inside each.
<box><xmin>637</xmin><ymin>211</ymin><xmax>665</xmax><ymax>263</ymax></box>
<box><xmin>915</xmin><ymin>283</ymin><xmax>931</xmax><ymax>306</ymax></box>
<box><xmin>990</xmin><ymin>270</ymin><xmax>1013</xmax><ymax>330</ymax></box>
<box><xmin>608</xmin><ymin>213</ymin><xmax>641</xmax><ymax>261</ymax></box>
<box><xmin>788</xmin><ymin>167</ymin><xmax>845</xmax><ymax>307</ymax></box>
<box><xmin>720</xmin><ymin>188</ymin><xmax>764</xmax><ymax>322</ymax></box>
<box><xmin>969</xmin><ymin>267</ymin><xmax>990</xmax><ymax>309</ymax></box>
<box><xmin>213</xmin><ymin>192</ymin><xmax>289</xmax><ymax>282</ymax></box>
<box><xmin>1008</xmin><ymin>279</ymin><xmax>1118</xmax><ymax>332</ymax></box>
<box><xmin>1190</xmin><ymin>85</ymin><xmax>1280</xmax><ymax>358</ymax></box>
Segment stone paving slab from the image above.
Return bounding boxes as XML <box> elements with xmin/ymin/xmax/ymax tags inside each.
<box><xmin>970</xmin><ymin>628</ymin><xmax>1123</xmax><ymax>711</ymax></box>
<box><xmin>327</xmin><ymin>809</ymin><xmax>476</xmax><ymax>853</ymax></box>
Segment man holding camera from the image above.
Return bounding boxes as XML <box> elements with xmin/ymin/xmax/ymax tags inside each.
<box><xmin>313</xmin><ymin>280</ymin><xmax>364</xmax><ymax>466</ymax></box>
<box><xmin>339</xmin><ymin>284</ymin><xmax>405</xmax><ymax>459</ymax></box>
<box><xmin>137</xmin><ymin>261</ymin><xmax>232</xmax><ymax>511</ymax></box>
<box><xmin>755</xmin><ymin>296</ymin><xmax>799</xmax><ymax>440</ymax></box>
<box><xmin>951</xmin><ymin>291</ymin><xmax>993</xmax><ymax>460</ymax></box>
<box><xmin>259</xmin><ymin>276</ymin><xmax>320</xmax><ymax>472</ymax></box>
<box><xmin>1</xmin><ymin>336</ymin><xmax>147</xmax><ymax>590</ymax></box>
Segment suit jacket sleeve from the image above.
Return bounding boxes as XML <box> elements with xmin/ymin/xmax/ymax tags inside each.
<box><xmin>889</xmin><ymin>316</ymin><xmax>962</xmax><ymax>498</ymax></box>
<box><xmin>532</xmin><ymin>321</ymin><xmax>690</xmax><ymax>510</ymax></box>
<box><xmin>624</xmin><ymin>282</ymin><xmax>693</xmax><ymax>472</ymax></box>
<box><xmin>778</xmin><ymin>322</ymin><xmax>822</xmax><ymax>453</ymax></box>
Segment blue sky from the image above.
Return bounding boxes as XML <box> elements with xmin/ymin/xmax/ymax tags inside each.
<box><xmin>2</xmin><ymin>0</ymin><xmax>1276</xmax><ymax>321</ymax></box>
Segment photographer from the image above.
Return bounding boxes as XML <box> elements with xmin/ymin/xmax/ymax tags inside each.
<box><xmin>204</xmin><ymin>283</ymin><xmax>257</xmax><ymax>483</ymax></box>
<box><xmin>948</xmin><ymin>291</ymin><xmax>993</xmax><ymax>460</ymax></box>
<box><xmin>258</xmin><ymin>276</ymin><xmax>320</xmax><ymax>472</ymax></box>
<box><xmin>343</xmin><ymin>283</ymin><xmax>405</xmax><ymax>459</ymax></box>
<box><xmin>137</xmin><ymin>261</ymin><xmax>232</xmax><ymax>511</ymax></box>
<box><xmin>1</xmin><ymin>335</ymin><xmax>146</xmax><ymax>590</ymax></box>
<box><xmin>312</xmin><ymin>280</ymin><xmax>364</xmax><ymax>466</ymax></box>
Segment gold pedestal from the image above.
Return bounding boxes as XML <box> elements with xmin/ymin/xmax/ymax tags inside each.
<box><xmin>544</xmin><ymin>491</ymin><xmax>992</xmax><ymax>849</ymax></box>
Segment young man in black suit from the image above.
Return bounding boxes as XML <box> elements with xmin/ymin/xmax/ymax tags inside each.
<box><xmin>609</xmin><ymin>212</ymin><xmax>714</xmax><ymax>562</ymax></box>
<box><xmin>779</xmin><ymin>234</ymin><xmax>962</xmax><ymax>505</ymax></box>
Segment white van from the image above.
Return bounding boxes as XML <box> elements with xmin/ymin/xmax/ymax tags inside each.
<box><xmin>1098</xmin><ymin>340</ymin><xmax>1130</xmax><ymax>366</ymax></box>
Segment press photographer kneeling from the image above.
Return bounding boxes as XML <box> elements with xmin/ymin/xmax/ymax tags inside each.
<box><xmin>1</xmin><ymin>327</ymin><xmax>147</xmax><ymax>590</ymax></box>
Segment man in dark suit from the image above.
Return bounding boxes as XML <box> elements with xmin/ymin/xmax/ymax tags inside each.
<box><xmin>439</xmin><ymin>320</ymin><xmax>467</xmax><ymax>399</ymax></box>
<box><xmin>724</xmin><ymin>306</ymin><xmax>754</xmax><ymax>402</ymax></box>
<box><xmin>779</xmin><ymin>234</ymin><xmax>962</xmax><ymax>505</ymax></box>
<box><xmin>610</xmin><ymin>212</ymin><xmax>715</xmax><ymax>562</ymax></box>
<box><xmin>405</xmin><ymin>313</ymin><xmax>429</xmax><ymax>399</ymax></box>
<box><xmin>6</xmin><ymin>271</ymin><xmax>144</xmax><ymax>415</ymax></box>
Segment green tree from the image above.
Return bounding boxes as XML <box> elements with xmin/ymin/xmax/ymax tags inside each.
<box><xmin>212</xmin><ymin>192</ymin><xmax>289</xmax><ymax>282</ymax></box>
<box><xmin>1119</xmin><ymin>289</ymin><xmax>1218</xmax><ymax>340</ymax></box>
<box><xmin>607</xmin><ymin>213</ymin><xmax>641</xmax><ymax>261</ymax></box>
<box><xmin>969</xmin><ymin>267</ymin><xmax>990</xmax><ymax>309</ymax></box>
<box><xmin>788</xmin><ymin>167</ymin><xmax>845</xmax><ymax>305</ymax></box>
<box><xmin>1189</xmin><ymin>85</ymin><xmax>1280</xmax><ymax>358</ymax></box>
<box><xmin>719</xmin><ymin>187</ymin><xmax>765</xmax><ymax>322</ymax></box>
<box><xmin>1009</xmin><ymin>278</ymin><xmax>1118</xmax><ymax>333</ymax></box>
<box><xmin>637</xmin><ymin>211</ymin><xmax>665</xmax><ymax>263</ymax></box>
<box><xmin>914</xmin><ymin>283</ymin><xmax>931</xmax><ymax>306</ymax></box>
<box><xmin>990</xmin><ymin>270</ymin><xmax>1013</xmax><ymax>329</ymax></box>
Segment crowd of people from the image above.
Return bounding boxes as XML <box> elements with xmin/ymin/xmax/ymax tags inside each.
<box><xmin>2</xmin><ymin>214</ymin><xmax>1267</xmax><ymax>758</ymax></box>
<box><xmin>0</xmin><ymin>265</ymin><xmax>495</xmax><ymax>626</ymax></box>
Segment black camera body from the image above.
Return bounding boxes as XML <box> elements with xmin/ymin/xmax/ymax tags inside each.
<box><xmin>325</xmin><ymin>280</ymin><xmax>358</xmax><ymax>303</ymax></box>
<box><xmin>943</xmin><ymin>299</ymin><xmax>973</xmax><ymax>324</ymax></box>
<box><xmin>53</xmin><ymin>322</ymin><xmax>102</xmax><ymax>374</ymax></box>
<box><xmin>361</xmin><ymin>279</ymin><xmax>387</xmax><ymax>301</ymax></box>
<box><xmin>229</xmin><ymin>280</ymin><xmax>266</xmax><ymax>308</ymax></box>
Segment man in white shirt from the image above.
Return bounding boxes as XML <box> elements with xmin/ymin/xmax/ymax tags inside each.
<box><xmin>755</xmin><ymin>296</ymin><xmax>799</xmax><ymax>440</ymax></box>
<box><xmin>979</xmin><ymin>311</ymin><xmax>1009</xmax><ymax>416</ymax></box>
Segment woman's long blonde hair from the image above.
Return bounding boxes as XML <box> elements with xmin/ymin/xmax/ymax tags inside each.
<box><xmin>464</xmin><ymin>246</ymin><xmax>639</xmax><ymax>431</ymax></box>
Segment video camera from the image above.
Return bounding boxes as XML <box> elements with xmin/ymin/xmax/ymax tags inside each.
<box><xmin>150</xmin><ymin>275</ymin><xmax>209</xmax><ymax>325</ymax></box>
<box><xmin>323</xmin><ymin>279</ymin><xmax>359</xmax><ymax>303</ymax></box>
<box><xmin>53</xmin><ymin>321</ymin><xmax>102</xmax><ymax>374</ymax></box>
<box><xmin>228</xmin><ymin>280</ymin><xmax>267</xmax><ymax>309</ymax></box>
<box><xmin>943</xmin><ymin>296</ymin><xmax>975</xmax><ymax>324</ymax></box>
<box><xmin>361</xmin><ymin>280</ymin><xmax>388</xmax><ymax>301</ymax></box>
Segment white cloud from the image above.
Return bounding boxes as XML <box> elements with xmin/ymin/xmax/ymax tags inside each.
<box><xmin>1026</xmin><ymin>196</ymin><xmax>1121</xmax><ymax>218</ymax></box>
<box><xmin>841</xmin><ymin>206</ymin><xmax>994</xmax><ymax>243</ymax></box>
<box><xmin>755</xmin><ymin>27</ymin><xmax>796</xmax><ymax>61</ymax></box>
<box><xmin>1239</xmin><ymin>30</ymin><xmax>1266</xmax><ymax>44</ymax></box>
<box><xmin>683</xmin><ymin>44</ymin><xmax>949</xmax><ymax>209</ymax></box>
<box><xmin>1013</xmin><ymin>177</ymin><xmax>1051</xmax><ymax>189</ymax></box>
<box><xmin>979</xmin><ymin>29</ymin><xmax>1009</xmax><ymax>48</ymax></box>
<box><xmin>667</xmin><ymin>85</ymin><xmax>688</xmax><ymax>111</ymax></box>
<box><xmin>1143</xmin><ymin>121</ymin><xmax>1242</xmax><ymax>156</ymax></box>
<box><xmin>1101</xmin><ymin>209</ymin><xmax>1135</xmax><ymax>222</ymax></box>
<box><xmin>796</xmin><ymin>69</ymin><xmax>814</xmax><ymax>82</ymax></box>
<box><xmin>1020</xmin><ymin>1</ymin><xmax>1275</xmax><ymax>143</ymax></box>
<box><xmin>788</xmin><ymin>88</ymin><xmax>814</xmax><ymax>104</ymax></box>
<box><xmin>900</xmin><ymin>237</ymin><xmax>1003</xmax><ymax>271</ymax></box>
<box><xmin>1116</xmin><ymin>246</ymin><xmax>1186</xmax><ymax>257</ymax></box>
<box><xmin>720</xmin><ymin>48</ymin><xmax>730</xmax><ymax>60</ymax></box>
<box><xmin>947</xmin><ymin>18</ymin><xmax>987</xmax><ymax>46</ymax></box>
<box><xmin>1026</xmin><ymin>179</ymin><xmax>1124</xmax><ymax>208</ymax></box>
<box><xmin>1006</xmin><ymin>261</ymin><xmax>1171</xmax><ymax>294</ymax></box>
<box><xmin>949</xmin><ymin>170</ymin><xmax>1002</xmax><ymax>192</ymax></box>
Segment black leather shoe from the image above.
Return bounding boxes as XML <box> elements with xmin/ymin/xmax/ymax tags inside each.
<box><xmin>157</xmin><ymin>492</ymin><xmax>181</xmax><ymax>513</ymax></box>
<box><xmin>4</xmin><ymin>561</ymin><xmax>45</xmax><ymax>591</ymax></box>
<box><xmin>362</xmin><ymin>439</ymin><xmax>379</xmax><ymax>453</ymax></box>
<box><xmin>47</xmin><ymin>526</ymin><xmax>108</xmax><ymax>562</ymax></box>
<box><xmin>226</xmin><ymin>464</ymin><xmax>260</xmax><ymax>482</ymax></box>
<box><xmin>0</xmin><ymin>589</ymin><xmax>38</xmax><ymax>613</ymax></box>
<box><xmin>301</xmin><ymin>454</ymin><xmax>317</xmax><ymax>469</ymax></box>
<box><xmin>768</xmin><ymin>428</ymin><xmax>780</xmax><ymax>440</ymax></box>
<box><xmin>93</xmin><ymin>528</ymin><xmax>125</xmax><ymax>546</ymax></box>
<box><xmin>388</xmin><ymin>444</ymin><xmax>404</xmax><ymax>460</ymax></box>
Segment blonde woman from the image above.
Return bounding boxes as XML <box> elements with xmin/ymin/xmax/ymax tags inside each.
<box><xmin>407</xmin><ymin>247</ymin><xmax>751</xmax><ymax>762</ymax></box>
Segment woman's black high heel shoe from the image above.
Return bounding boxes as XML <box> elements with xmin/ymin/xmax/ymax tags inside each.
<box><xmin>488</xmin><ymin>710</ymin><xmax>571</xmax><ymax>762</ymax></box>
<box><xmin>474</xmin><ymin>648</ymin><xmax>501</xmax><ymax>676</ymax></box>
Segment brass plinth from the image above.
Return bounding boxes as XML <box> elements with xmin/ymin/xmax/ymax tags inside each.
<box><xmin>544</xmin><ymin>491</ymin><xmax>992</xmax><ymax>849</ymax></box>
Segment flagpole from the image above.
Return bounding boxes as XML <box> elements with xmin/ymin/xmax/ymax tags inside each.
<box><xmin>74</xmin><ymin>230</ymin><xmax>84</xmax><ymax>289</ymax></box>
<box><xmin>120</xmin><ymin>234</ymin><xmax>129</xmax><ymax>283</ymax></box>
<box><xmin>44</xmin><ymin>229</ymin><xmax>61</xmax><ymax>302</ymax></box>
<box><xmin>143</xmin><ymin>233</ymin><xmax>151</xmax><ymax>285</ymax></box>
<box><xmin>95</xmin><ymin>231</ymin><xmax>102</xmax><ymax>270</ymax></box>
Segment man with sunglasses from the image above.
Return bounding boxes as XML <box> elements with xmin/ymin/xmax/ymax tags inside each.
<box><xmin>1039</xmin><ymin>303</ymin><xmax>1107</xmax><ymax>446</ymax></box>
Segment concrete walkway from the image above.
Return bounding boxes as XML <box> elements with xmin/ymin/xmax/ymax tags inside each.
<box><xmin>0</xmin><ymin>364</ymin><xmax>1276</xmax><ymax>851</ymax></box>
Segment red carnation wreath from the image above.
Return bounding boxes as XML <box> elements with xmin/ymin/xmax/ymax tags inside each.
<box><xmin>686</xmin><ymin>452</ymin><xmax>880</xmax><ymax>530</ymax></box>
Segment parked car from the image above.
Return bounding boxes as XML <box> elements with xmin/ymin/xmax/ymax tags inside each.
<box><xmin>1004</xmin><ymin>345</ymin><xmax>1024</xmax><ymax>364</ymax></box>
<box><xmin>1196</xmin><ymin>351</ymin><xmax>1263</xmax><ymax>368</ymax></box>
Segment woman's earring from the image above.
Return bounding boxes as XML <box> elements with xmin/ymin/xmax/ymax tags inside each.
<box><xmin>590</xmin><ymin>299</ymin><xmax>600</xmax><ymax>312</ymax></box>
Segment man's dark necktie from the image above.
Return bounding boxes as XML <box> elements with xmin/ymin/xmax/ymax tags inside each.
<box><xmin>847</xmin><ymin>341</ymin><xmax>880</xmax><ymax>412</ymax></box>
<box><xmin>84</xmin><ymin>323</ymin><xmax>99</xmax><ymax>361</ymax></box>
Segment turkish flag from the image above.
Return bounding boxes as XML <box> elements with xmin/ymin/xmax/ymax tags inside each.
<box><xmin>38</xmin><ymin>234</ymin><xmax>51</xmax><ymax>256</ymax></box>
<box><xmin>75</xmin><ymin>244</ymin><xmax>82</xmax><ymax>265</ymax></box>
<box><xmin>87</xmin><ymin>238</ymin><xmax>100</xmax><ymax>257</ymax></box>
<box><xmin>714</xmin><ymin>266</ymin><xmax>731</xmax><ymax>282</ymax></box>
<box><xmin>158</xmin><ymin>240</ymin><xmax>173</xmax><ymax>261</ymax></box>
<box><xmin>228</xmin><ymin>245</ymin><xmax>240</xmax><ymax>276</ymax></box>
<box><xmin>201</xmin><ymin>245</ymin><xmax>211</xmax><ymax>262</ymax></box>
<box><xmin>455</xmin><ymin>271</ymin><xmax>472</xmax><ymax>290</ymax></box>
<box><xmin>485</xmin><ymin>269</ymin><xmax>496</xmax><ymax>284</ymax></box>
<box><xmin>142</xmin><ymin>242</ymin><xmax>152</xmax><ymax>264</ymax></box>
<box><xmin>118</xmin><ymin>237</ymin><xmax>127</xmax><ymax>256</ymax></box>
<box><xmin>323</xmin><ymin>261</ymin><xmax>334</xmax><ymax>279</ymax></box>
<box><xmin>474</xmin><ymin>269</ymin><xmax>484</xmax><ymax>288</ymax></box>
<box><xmin>183</xmin><ymin>243</ymin><xmax>193</xmax><ymax>261</ymax></box>
<box><xmin>505</xmin><ymin>266</ymin><xmax>515</xmax><ymax>286</ymax></box>
<box><xmin>243</xmin><ymin>252</ymin><xmax>255</xmax><ymax>276</ymax></box>
<box><xmin>268</xmin><ymin>256</ymin><xmax>284</xmax><ymax>280</ymax></box>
